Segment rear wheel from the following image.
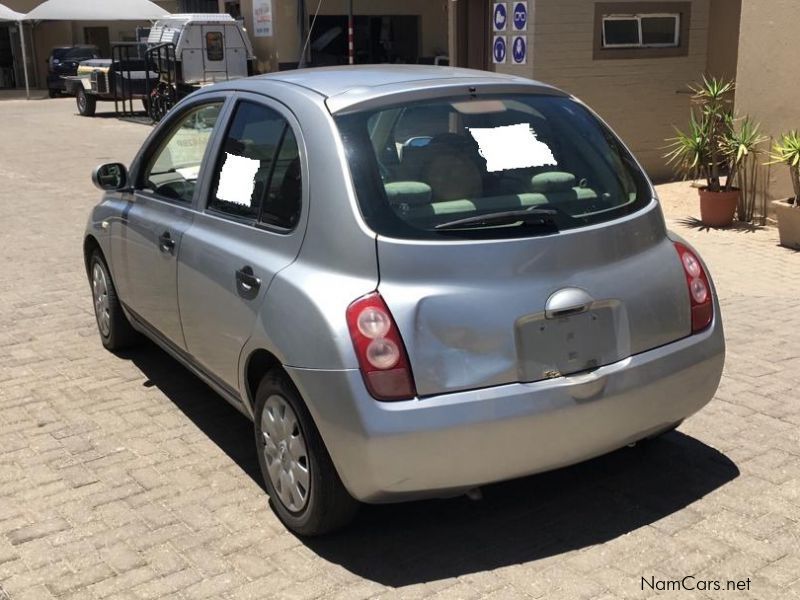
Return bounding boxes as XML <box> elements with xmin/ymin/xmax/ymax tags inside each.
<box><xmin>254</xmin><ymin>370</ymin><xmax>358</xmax><ymax>536</ymax></box>
<box><xmin>76</xmin><ymin>87</ymin><xmax>96</xmax><ymax>116</ymax></box>
<box><xmin>88</xmin><ymin>250</ymin><xmax>138</xmax><ymax>351</ymax></box>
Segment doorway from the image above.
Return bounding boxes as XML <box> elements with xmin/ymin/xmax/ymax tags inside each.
<box><xmin>0</xmin><ymin>23</ymin><xmax>14</xmax><ymax>88</ymax></box>
<box><xmin>309</xmin><ymin>15</ymin><xmax>420</xmax><ymax>66</ymax></box>
<box><xmin>84</xmin><ymin>26</ymin><xmax>110</xmax><ymax>57</ymax></box>
<box><xmin>454</xmin><ymin>0</ymin><xmax>489</xmax><ymax>70</ymax></box>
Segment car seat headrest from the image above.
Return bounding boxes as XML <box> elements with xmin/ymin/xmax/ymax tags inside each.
<box><xmin>384</xmin><ymin>181</ymin><xmax>433</xmax><ymax>206</ymax></box>
<box><xmin>530</xmin><ymin>171</ymin><xmax>576</xmax><ymax>193</ymax></box>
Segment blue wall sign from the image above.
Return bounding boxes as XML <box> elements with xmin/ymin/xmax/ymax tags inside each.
<box><xmin>513</xmin><ymin>2</ymin><xmax>528</xmax><ymax>31</ymax></box>
<box><xmin>493</xmin><ymin>3</ymin><xmax>507</xmax><ymax>31</ymax></box>
<box><xmin>512</xmin><ymin>35</ymin><xmax>527</xmax><ymax>64</ymax></box>
<box><xmin>493</xmin><ymin>35</ymin><xmax>507</xmax><ymax>63</ymax></box>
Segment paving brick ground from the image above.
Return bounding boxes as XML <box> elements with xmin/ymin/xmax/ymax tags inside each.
<box><xmin>1</xmin><ymin>97</ymin><xmax>799</xmax><ymax>600</ymax></box>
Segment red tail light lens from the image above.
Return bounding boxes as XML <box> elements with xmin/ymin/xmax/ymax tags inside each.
<box><xmin>674</xmin><ymin>242</ymin><xmax>713</xmax><ymax>332</ymax></box>
<box><xmin>346</xmin><ymin>292</ymin><xmax>416</xmax><ymax>401</ymax></box>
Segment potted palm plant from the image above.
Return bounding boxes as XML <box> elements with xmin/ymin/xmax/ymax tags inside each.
<box><xmin>666</xmin><ymin>77</ymin><xmax>744</xmax><ymax>227</ymax></box>
<box><xmin>769</xmin><ymin>131</ymin><xmax>800</xmax><ymax>249</ymax></box>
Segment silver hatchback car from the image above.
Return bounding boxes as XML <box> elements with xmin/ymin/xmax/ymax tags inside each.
<box><xmin>84</xmin><ymin>66</ymin><xmax>725</xmax><ymax>535</ymax></box>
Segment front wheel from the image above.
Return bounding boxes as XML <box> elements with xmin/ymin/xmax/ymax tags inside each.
<box><xmin>88</xmin><ymin>250</ymin><xmax>138</xmax><ymax>351</ymax></box>
<box><xmin>76</xmin><ymin>87</ymin><xmax>96</xmax><ymax>116</ymax></box>
<box><xmin>254</xmin><ymin>370</ymin><xmax>358</xmax><ymax>536</ymax></box>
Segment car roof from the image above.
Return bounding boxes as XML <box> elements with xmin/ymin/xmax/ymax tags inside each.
<box><xmin>250</xmin><ymin>65</ymin><xmax>533</xmax><ymax>96</ymax></box>
<box><xmin>218</xmin><ymin>65</ymin><xmax>562</xmax><ymax>114</ymax></box>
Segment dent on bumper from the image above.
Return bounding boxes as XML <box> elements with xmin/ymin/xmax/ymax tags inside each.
<box><xmin>286</xmin><ymin>317</ymin><xmax>725</xmax><ymax>503</ymax></box>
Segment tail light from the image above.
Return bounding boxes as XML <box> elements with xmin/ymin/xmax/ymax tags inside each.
<box><xmin>674</xmin><ymin>242</ymin><xmax>713</xmax><ymax>332</ymax></box>
<box><xmin>346</xmin><ymin>292</ymin><xmax>416</xmax><ymax>401</ymax></box>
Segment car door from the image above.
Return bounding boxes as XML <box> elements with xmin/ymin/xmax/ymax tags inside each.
<box><xmin>110</xmin><ymin>99</ymin><xmax>226</xmax><ymax>349</ymax></box>
<box><xmin>177</xmin><ymin>93</ymin><xmax>308</xmax><ymax>390</ymax></box>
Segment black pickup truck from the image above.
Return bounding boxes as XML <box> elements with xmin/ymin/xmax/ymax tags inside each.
<box><xmin>46</xmin><ymin>45</ymin><xmax>100</xmax><ymax>97</ymax></box>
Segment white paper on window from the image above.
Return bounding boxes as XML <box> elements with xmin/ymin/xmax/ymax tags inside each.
<box><xmin>468</xmin><ymin>123</ymin><xmax>557</xmax><ymax>172</ymax></box>
<box><xmin>216</xmin><ymin>152</ymin><xmax>261</xmax><ymax>206</ymax></box>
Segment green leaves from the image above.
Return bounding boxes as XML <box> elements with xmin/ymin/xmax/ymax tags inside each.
<box><xmin>770</xmin><ymin>131</ymin><xmax>800</xmax><ymax>167</ymax></box>
<box><xmin>664</xmin><ymin>111</ymin><xmax>709</xmax><ymax>179</ymax></box>
<box><xmin>770</xmin><ymin>131</ymin><xmax>800</xmax><ymax>204</ymax></box>
<box><xmin>724</xmin><ymin>116</ymin><xmax>767</xmax><ymax>166</ymax></box>
<box><xmin>665</xmin><ymin>76</ymin><xmax>764</xmax><ymax>192</ymax></box>
<box><xmin>689</xmin><ymin>75</ymin><xmax>735</xmax><ymax>117</ymax></box>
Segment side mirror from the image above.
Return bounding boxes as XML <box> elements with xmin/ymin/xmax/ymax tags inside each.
<box><xmin>92</xmin><ymin>162</ymin><xmax>128</xmax><ymax>191</ymax></box>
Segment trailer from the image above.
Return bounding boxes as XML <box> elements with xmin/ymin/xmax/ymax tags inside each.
<box><xmin>64</xmin><ymin>14</ymin><xmax>255</xmax><ymax>121</ymax></box>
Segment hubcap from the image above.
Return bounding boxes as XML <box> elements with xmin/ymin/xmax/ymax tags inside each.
<box><xmin>92</xmin><ymin>263</ymin><xmax>110</xmax><ymax>337</ymax></box>
<box><xmin>260</xmin><ymin>394</ymin><xmax>310</xmax><ymax>512</ymax></box>
<box><xmin>78</xmin><ymin>92</ymin><xmax>85</xmax><ymax>111</ymax></box>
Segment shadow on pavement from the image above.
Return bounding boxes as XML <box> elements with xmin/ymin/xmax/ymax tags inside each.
<box><xmin>676</xmin><ymin>216</ymin><xmax>766</xmax><ymax>233</ymax></box>
<box><xmin>125</xmin><ymin>343</ymin><xmax>264</xmax><ymax>489</ymax></box>
<box><xmin>125</xmin><ymin>344</ymin><xmax>739</xmax><ymax>587</ymax></box>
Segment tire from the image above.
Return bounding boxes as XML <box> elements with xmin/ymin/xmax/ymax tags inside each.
<box><xmin>254</xmin><ymin>370</ymin><xmax>359</xmax><ymax>536</ymax></box>
<box><xmin>88</xmin><ymin>250</ymin><xmax>138</xmax><ymax>351</ymax></box>
<box><xmin>76</xmin><ymin>87</ymin><xmax>97</xmax><ymax>117</ymax></box>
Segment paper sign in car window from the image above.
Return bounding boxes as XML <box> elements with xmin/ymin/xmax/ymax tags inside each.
<box><xmin>216</xmin><ymin>153</ymin><xmax>261</xmax><ymax>206</ymax></box>
<box><xmin>175</xmin><ymin>165</ymin><xmax>201</xmax><ymax>181</ymax></box>
<box><xmin>468</xmin><ymin>123</ymin><xmax>557</xmax><ymax>172</ymax></box>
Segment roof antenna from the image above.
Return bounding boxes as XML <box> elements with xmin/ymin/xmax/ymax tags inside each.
<box><xmin>298</xmin><ymin>0</ymin><xmax>324</xmax><ymax>69</ymax></box>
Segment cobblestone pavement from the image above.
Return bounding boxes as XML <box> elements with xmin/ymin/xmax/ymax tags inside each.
<box><xmin>1</xmin><ymin>98</ymin><xmax>799</xmax><ymax>600</ymax></box>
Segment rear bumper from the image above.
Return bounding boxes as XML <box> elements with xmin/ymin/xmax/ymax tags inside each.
<box><xmin>286</xmin><ymin>312</ymin><xmax>725</xmax><ymax>503</ymax></box>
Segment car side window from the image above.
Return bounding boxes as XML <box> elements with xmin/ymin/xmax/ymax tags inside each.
<box><xmin>142</xmin><ymin>103</ymin><xmax>222</xmax><ymax>202</ymax></box>
<box><xmin>209</xmin><ymin>101</ymin><xmax>302</xmax><ymax>229</ymax></box>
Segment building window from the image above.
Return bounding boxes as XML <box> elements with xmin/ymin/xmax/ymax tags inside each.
<box><xmin>602</xmin><ymin>14</ymin><xmax>680</xmax><ymax>48</ymax></box>
<box><xmin>594</xmin><ymin>2</ymin><xmax>690</xmax><ymax>59</ymax></box>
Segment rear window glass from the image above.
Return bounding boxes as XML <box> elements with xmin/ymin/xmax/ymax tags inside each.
<box><xmin>64</xmin><ymin>47</ymin><xmax>97</xmax><ymax>60</ymax></box>
<box><xmin>335</xmin><ymin>94</ymin><xmax>651</xmax><ymax>240</ymax></box>
<box><xmin>206</xmin><ymin>32</ymin><xmax>224</xmax><ymax>61</ymax></box>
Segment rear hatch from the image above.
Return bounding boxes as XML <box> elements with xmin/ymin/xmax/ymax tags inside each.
<box><xmin>376</xmin><ymin>203</ymin><xmax>690</xmax><ymax>396</ymax></box>
<box><xmin>334</xmin><ymin>89</ymin><xmax>691</xmax><ymax>396</ymax></box>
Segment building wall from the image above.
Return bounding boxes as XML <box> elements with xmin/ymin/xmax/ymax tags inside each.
<box><xmin>735</xmin><ymin>0</ymin><xmax>799</xmax><ymax>203</ymax></box>
<box><xmin>706</xmin><ymin>0</ymin><xmax>740</xmax><ymax>81</ymax></box>
<box><xmin>223</xmin><ymin>0</ymin><xmax>448</xmax><ymax>72</ymax></box>
<box><xmin>494</xmin><ymin>0</ymin><xmax>711</xmax><ymax>180</ymax></box>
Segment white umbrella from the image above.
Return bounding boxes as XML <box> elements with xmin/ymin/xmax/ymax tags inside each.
<box><xmin>0</xmin><ymin>3</ymin><xmax>30</xmax><ymax>99</ymax></box>
<box><xmin>23</xmin><ymin>0</ymin><xmax>168</xmax><ymax>21</ymax></box>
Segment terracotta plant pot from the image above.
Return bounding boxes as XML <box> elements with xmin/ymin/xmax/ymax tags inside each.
<box><xmin>773</xmin><ymin>199</ymin><xmax>800</xmax><ymax>250</ymax></box>
<box><xmin>698</xmin><ymin>187</ymin><xmax>739</xmax><ymax>228</ymax></box>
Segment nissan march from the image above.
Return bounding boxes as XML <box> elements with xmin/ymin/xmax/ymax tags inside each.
<box><xmin>84</xmin><ymin>66</ymin><xmax>725</xmax><ymax>536</ymax></box>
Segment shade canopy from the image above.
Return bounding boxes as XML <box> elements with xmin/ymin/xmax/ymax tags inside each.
<box><xmin>23</xmin><ymin>0</ymin><xmax>169</xmax><ymax>21</ymax></box>
<box><xmin>0</xmin><ymin>3</ymin><xmax>23</xmax><ymax>21</ymax></box>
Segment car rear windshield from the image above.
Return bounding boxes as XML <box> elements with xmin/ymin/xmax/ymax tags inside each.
<box><xmin>334</xmin><ymin>94</ymin><xmax>651</xmax><ymax>239</ymax></box>
<box><xmin>63</xmin><ymin>47</ymin><xmax>97</xmax><ymax>60</ymax></box>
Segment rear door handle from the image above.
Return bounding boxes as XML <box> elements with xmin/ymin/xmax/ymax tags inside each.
<box><xmin>158</xmin><ymin>231</ymin><xmax>175</xmax><ymax>254</ymax></box>
<box><xmin>545</xmin><ymin>287</ymin><xmax>594</xmax><ymax>319</ymax></box>
<box><xmin>235</xmin><ymin>265</ymin><xmax>261</xmax><ymax>297</ymax></box>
